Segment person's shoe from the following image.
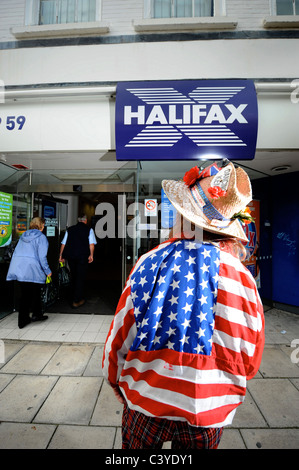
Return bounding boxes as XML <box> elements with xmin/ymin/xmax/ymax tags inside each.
<box><xmin>18</xmin><ymin>319</ymin><xmax>31</xmax><ymax>329</ymax></box>
<box><xmin>72</xmin><ymin>299</ymin><xmax>85</xmax><ymax>308</ymax></box>
<box><xmin>31</xmin><ymin>315</ymin><xmax>48</xmax><ymax>322</ymax></box>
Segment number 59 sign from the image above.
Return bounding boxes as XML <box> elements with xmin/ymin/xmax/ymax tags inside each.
<box><xmin>0</xmin><ymin>115</ymin><xmax>26</xmax><ymax>130</ymax></box>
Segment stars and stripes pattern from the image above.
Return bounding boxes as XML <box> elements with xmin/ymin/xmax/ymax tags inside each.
<box><xmin>130</xmin><ymin>239</ymin><xmax>219</xmax><ymax>355</ymax></box>
<box><xmin>102</xmin><ymin>239</ymin><xmax>264</xmax><ymax>428</ymax></box>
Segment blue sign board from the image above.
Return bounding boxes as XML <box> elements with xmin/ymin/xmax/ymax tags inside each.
<box><xmin>115</xmin><ymin>80</ymin><xmax>258</xmax><ymax>161</ymax></box>
<box><xmin>161</xmin><ymin>189</ymin><xmax>177</xmax><ymax>229</ymax></box>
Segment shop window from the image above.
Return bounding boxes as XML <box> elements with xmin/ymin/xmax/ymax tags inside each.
<box><xmin>150</xmin><ymin>0</ymin><xmax>213</xmax><ymax>19</ymax></box>
<box><xmin>39</xmin><ymin>0</ymin><xmax>97</xmax><ymax>25</ymax></box>
<box><xmin>273</xmin><ymin>0</ymin><xmax>299</xmax><ymax>15</ymax></box>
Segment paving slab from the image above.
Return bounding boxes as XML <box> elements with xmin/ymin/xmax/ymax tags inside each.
<box><xmin>218</xmin><ymin>429</ymin><xmax>246</xmax><ymax>449</ymax></box>
<box><xmin>90</xmin><ymin>381</ymin><xmax>123</xmax><ymax>427</ymax></box>
<box><xmin>83</xmin><ymin>345</ymin><xmax>104</xmax><ymax>377</ymax></box>
<box><xmin>0</xmin><ymin>375</ymin><xmax>58</xmax><ymax>422</ymax></box>
<box><xmin>41</xmin><ymin>344</ymin><xmax>95</xmax><ymax>376</ymax></box>
<box><xmin>290</xmin><ymin>378</ymin><xmax>299</xmax><ymax>391</ymax></box>
<box><xmin>34</xmin><ymin>376</ymin><xmax>103</xmax><ymax>425</ymax></box>
<box><xmin>0</xmin><ymin>342</ymin><xmax>24</xmax><ymax>369</ymax></box>
<box><xmin>240</xmin><ymin>428</ymin><xmax>299</xmax><ymax>449</ymax></box>
<box><xmin>48</xmin><ymin>425</ymin><xmax>116</xmax><ymax>449</ymax></box>
<box><xmin>264</xmin><ymin>309</ymin><xmax>299</xmax><ymax>345</ymax></box>
<box><xmin>248</xmin><ymin>378</ymin><xmax>299</xmax><ymax>427</ymax></box>
<box><xmin>0</xmin><ymin>343</ymin><xmax>59</xmax><ymax>375</ymax></box>
<box><xmin>230</xmin><ymin>390</ymin><xmax>267</xmax><ymax>428</ymax></box>
<box><xmin>0</xmin><ymin>373</ymin><xmax>15</xmax><ymax>393</ymax></box>
<box><xmin>114</xmin><ymin>427</ymin><xmax>122</xmax><ymax>449</ymax></box>
<box><xmin>259</xmin><ymin>345</ymin><xmax>299</xmax><ymax>378</ymax></box>
<box><xmin>0</xmin><ymin>422</ymin><xmax>56</xmax><ymax>449</ymax></box>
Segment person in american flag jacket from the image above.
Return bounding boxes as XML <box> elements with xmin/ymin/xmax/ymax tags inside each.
<box><xmin>102</xmin><ymin>160</ymin><xmax>265</xmax><ymax>449</ymax></box>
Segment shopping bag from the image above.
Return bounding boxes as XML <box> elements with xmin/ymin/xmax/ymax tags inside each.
<box><xmin>41</xmin><ymin>276</ymin><xmax>58</xmax><ymax>313</ymax></box>
<box><xmin>58</xmin><ymin>261</ymin><xmax>71</xmax><ymax>287</ymax></box>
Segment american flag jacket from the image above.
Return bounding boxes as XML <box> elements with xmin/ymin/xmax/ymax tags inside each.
<box><xmin>102</xmin><ymin>238</ymin><xmax>265</xmax><ymax>428</ymax></box>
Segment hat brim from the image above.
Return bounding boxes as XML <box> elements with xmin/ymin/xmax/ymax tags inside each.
<box><xmin>162</xmin><ymin>179</ymin><xmax>248</xmax><ymax>243</ymax></box>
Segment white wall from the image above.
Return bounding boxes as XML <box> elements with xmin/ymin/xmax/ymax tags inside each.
<box><xmin>102</xmin><ymin>0</ymin><xmax>143</xmax><ymax>36</ymax></box>
<box><xmin>0</xmin><ymin>97</ymin><xmax>112</xmax><ymax>151</ymax></box>
<box><xmin>0</xmin><ymin>38</ymin><xmax>298</xmax><ymax>87</ymax></box>
<box><xmin>226</xmin><ymin>0</ymin><xmax>270</xmax><ymax>30</ymax></box>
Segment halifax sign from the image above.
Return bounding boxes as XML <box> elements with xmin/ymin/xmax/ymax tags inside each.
<box><xmin>115</xmin><ymin>79</ymin><xmax>258</xmax><ymax>161</ymax></box>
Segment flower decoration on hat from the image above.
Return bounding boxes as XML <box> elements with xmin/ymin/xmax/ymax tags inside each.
<box><xmin>183</xmin><ymin>163</ymin><xmax>220</xmax><ymax>187</ymax></box>
<box><xmin>183</xmin><ymin>166</ymin><xmax>201</xmax><ymax>187</ymax></box>
<box><xmin>207</xmin><ymin>186</ymin><xmax>227</xmax><ymax>199</ymax></box>
<box><xmin>183</xmin><ymin>163</ymin><xmax>228</xmax><ymax>200</ymax></box>
<box><xmin>231</xmin><ymin>207</ymin><xmax>255</xmax><ymax>225</ymax></box>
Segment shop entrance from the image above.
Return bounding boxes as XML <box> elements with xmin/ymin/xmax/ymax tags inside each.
<box><xmin>39</xmin><ymin>191</ymin><xmax>135</xmax><ymax>315</ymax></box>
<box><xmin>0</xmin><ymin>160</ymin><xmax>137</xmax><ymax>318</ymax></box>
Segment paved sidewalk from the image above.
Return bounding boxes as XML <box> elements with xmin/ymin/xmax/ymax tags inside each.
<box><xmin>0</xmin><ymin>308</ymin><xmax>298</xmax><ymax>449</ymax></box>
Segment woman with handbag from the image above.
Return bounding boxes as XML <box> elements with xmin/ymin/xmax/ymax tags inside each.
<box><xmin>6</xmin><ymin>217</ymin><xmax>52</xmax><ymax>328</ymax></box>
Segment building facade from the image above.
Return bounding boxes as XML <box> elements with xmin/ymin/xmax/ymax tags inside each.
<box><xmin>0</xmin><ymin>0</ymin><xmax>299</xmax><ymax>315</ymax></box>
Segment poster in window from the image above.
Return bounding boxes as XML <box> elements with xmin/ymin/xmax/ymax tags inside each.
<box><xmin>0</xmin><ymin>191</ymin><xmax>13</xmax><ymax>247</ymax></box>
<box><xmin>242</xmin><ymin>199</ymin><xmax>260</xmax><ymax>288</ymax></box>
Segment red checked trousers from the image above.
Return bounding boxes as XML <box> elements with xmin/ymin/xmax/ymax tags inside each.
<box><xmin>122</xmin><ymin>404</ymin><xmax>223</xmax><ymax>449</ymax></box>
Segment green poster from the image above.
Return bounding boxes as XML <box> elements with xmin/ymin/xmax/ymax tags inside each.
<box><xmin>0</xmin><ymin>192</ymin><xmax>13</xmax><ymax>247</ymax></box>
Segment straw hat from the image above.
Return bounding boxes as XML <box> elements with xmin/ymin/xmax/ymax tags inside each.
<box><xmin>162</xmin><ymin>160</ymin><xmax>253</xmax><ymax>242</ymax></box>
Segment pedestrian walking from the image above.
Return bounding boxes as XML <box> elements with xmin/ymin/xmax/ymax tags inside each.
<box><xmin>6</xmin><ymin>216</ymin><xmax>52</xmax><ymax>328</ymax></box>
<box><xmin>102</xmin><ymin>160</ymin><xmax>265</xmax><ymax>449</ymax></box>
<box><xmin>59</xmin><ymin>214</ymin><xmax>97</xmax><ymax>308</ymax></box>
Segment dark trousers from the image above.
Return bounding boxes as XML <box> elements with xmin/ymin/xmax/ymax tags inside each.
<box><xmin>67</xmin><ymin>258</ymin><xmax>88</xmax><ymax>303</ymax></box>
<box><xmin>17</xmin><ymin>281</ymin><xmax>43</xmax><ymax>328</ymax></box>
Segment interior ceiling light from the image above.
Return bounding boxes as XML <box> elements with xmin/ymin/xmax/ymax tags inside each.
<box><xmin>271</xmin><ymin>165</ymin><xmax>291</xmax><ymax>172</ymax></box>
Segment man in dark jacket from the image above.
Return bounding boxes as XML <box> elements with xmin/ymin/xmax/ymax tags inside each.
<box><xmin>59</xmin><ymin>214</ymin><xmax>97</xmax><ymax>308</ymax></box>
